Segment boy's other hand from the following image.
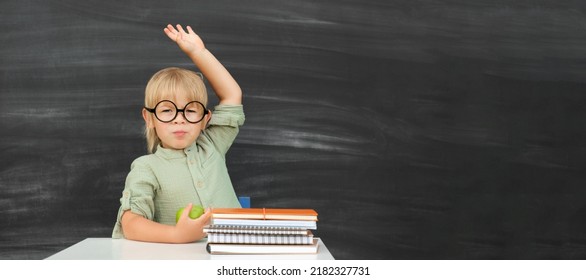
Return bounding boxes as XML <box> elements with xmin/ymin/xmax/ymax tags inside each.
<box><xmin>174</xmin><ymin>203</ymin><xmax>212</xmax><ymax>242</ymax></box>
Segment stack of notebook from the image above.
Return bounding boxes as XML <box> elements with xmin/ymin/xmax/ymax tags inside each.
<box><xmin>205</xmin><ymin>208</ymin><xmax>319</xmax><ymax>254</ymax></box>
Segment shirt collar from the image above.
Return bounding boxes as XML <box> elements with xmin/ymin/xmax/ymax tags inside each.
<box><xmin>154</xmin><ymin>142</ymin><xmax>198</xmax><ymax>159</ymax></box>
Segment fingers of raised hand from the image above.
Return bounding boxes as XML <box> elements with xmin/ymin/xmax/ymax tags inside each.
<box><xmin>166</xmin><ymin>24</ymin><xmax>196</xmax><ymax>41</ymax></box>
<box><xmin>165</xmin><ymin>24</ymin><xmax>176</xmax><ymax>33</ymax></box>
<box><xmin>164</xmin><ymin>24</ymin><xmax>178</xmax><ymax>40</ymax></box>
<box><xmin>176</xmin><ymin>24</ymin><xmax>187</xmax><ymax>34</ymax></box>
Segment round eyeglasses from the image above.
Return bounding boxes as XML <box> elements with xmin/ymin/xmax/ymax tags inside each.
<box><xmin>144</xmin><ymin>100</ymin><xmax>208</xmax><ymax>124</ymax></box>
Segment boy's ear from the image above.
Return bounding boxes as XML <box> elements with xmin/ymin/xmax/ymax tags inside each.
<box><xmin>142</xmin><ymin>108</ymin><xmax>154</xmax><ymax>128</ymax></box>
<box><xmin>204</xmin><ymin>110</ymin><xmax>212</xmax><ymax>127</ymax></box>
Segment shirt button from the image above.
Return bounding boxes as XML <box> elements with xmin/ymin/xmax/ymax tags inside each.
<box><xmin>196</xmin><ymin>181</ymin><xmax>204</xmax><ymax>188</ymax></box>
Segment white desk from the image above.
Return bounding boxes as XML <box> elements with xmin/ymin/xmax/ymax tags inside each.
<box><xmin>46</xmin><ymin>238</ymin><xmax>335</xmax><ymax>260</ymax></box>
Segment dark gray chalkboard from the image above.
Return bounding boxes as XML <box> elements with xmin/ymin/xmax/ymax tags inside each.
<box><xmin>2</xmin><ymin>0</ymin><xmax>586</xmax><ymax>259</ymax></box>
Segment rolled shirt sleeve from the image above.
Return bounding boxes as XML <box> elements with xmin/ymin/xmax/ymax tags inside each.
<box><xmin>112</xmin><ymin>158</ymin><xmax>159</xmax><ymax>238</ymax></box>
<box><xmin>202</xmin><ymin>104</ymin><xmax>245</xmax><ymax>156</ymax></box>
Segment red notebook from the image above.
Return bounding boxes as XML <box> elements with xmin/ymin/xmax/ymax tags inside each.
<box><xmin>211</xmin><ymin>208</ymin><xmax>318</xmax><ymax>221</ymax></box>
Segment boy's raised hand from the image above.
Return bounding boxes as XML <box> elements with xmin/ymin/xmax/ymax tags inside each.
<box><xmin>164</xmin><ymin>23</ymin><xmax>242</xmax><ymax>105</ymax></box>
<box><xmin>164</xmin><ymin>24</ymin><xmax>205</xmax><ymax>55</ymax></box>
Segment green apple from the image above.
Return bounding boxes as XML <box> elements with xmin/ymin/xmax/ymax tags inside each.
<box><xmin>175</xmin><ymin>205</ymin><xmax>205</xmax><ymax>223</ymax></box>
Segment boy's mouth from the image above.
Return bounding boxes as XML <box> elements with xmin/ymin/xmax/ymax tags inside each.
<box><xmin>173</xmin><ymin>130</ymin><xmax>188</xmax><ymax>136</ymax></box>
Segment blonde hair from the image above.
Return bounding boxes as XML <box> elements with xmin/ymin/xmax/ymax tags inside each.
<box><xmin>144</xmin><ymin>67</ymin><xmax>208</xmax><ymax>154</ymax></box>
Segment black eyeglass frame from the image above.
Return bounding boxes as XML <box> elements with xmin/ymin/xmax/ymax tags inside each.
<box><xmin>144</xmin><ymin>100</ymin><xmax>209</xmax><ymax>124</ymax></box>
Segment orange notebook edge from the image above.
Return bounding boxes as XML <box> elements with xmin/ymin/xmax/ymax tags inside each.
<box><xmin>211</xmin><ymin>208</ymin><xmax>318</xmax><ymax>217</ymax></box>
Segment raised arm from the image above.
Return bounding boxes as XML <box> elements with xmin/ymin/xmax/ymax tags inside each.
<box><xmin>164</xmin><ymin>24</ymin><xmax>242</xmax><ymax>105</ymax></box>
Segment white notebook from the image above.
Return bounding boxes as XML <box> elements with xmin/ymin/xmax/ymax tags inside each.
<box><xmin>206</xmin><ymin>238</ymin><xmax>319</xmax><ymax>254</ymax></box>
<box><xmin>211</xmin><ymin>218</ymin><xmax>317</xmax><ymax>230</ymax></box>
<box><xmin>204</xmin><ymin>225</ymin><xmax>311</xmax><ymax>235</ymax></box>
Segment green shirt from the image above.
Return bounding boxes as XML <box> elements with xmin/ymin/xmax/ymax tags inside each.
<box><xmin>112</xmin><ymin>104</ymin><xmax>245</xmax><ymax>238</ymax></box>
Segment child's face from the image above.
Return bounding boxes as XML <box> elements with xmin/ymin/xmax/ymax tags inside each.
<box><xmin>144</xmin><ymin>95</ymin><xmax>209</xmax><ymax>151</ymax></box>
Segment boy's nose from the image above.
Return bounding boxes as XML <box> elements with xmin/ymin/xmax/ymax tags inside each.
<box><xmin>173</xmin><ymin>112</ymin><xmax>187</xmax><ymax>123</ymax></box>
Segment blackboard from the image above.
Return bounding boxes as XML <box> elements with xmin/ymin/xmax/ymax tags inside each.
<box><xmin>2</xmin><ymin>0</ymin><xmax>586</xmax><ymax>259</ymax></box>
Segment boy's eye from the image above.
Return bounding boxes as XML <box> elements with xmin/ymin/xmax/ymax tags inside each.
<box><xmin>157</xmin><ymin>108</ymin><xmax>174</xmax><ymax>115</ymax></box>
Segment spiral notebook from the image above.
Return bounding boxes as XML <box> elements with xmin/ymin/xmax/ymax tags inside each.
<box><xmin>204</xmin><ymin>224</ymin><xmax>314</xmax><ymax>245</ymax></box>
<box><xmin>207</xmin><ymin>232</ymin><xmax>314</xmax><ymax>245</ymax></box>
<box><xmin>204</xmin><ymin>225</ymin><xmax>311</xmax><ymax>235</ymax></box>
